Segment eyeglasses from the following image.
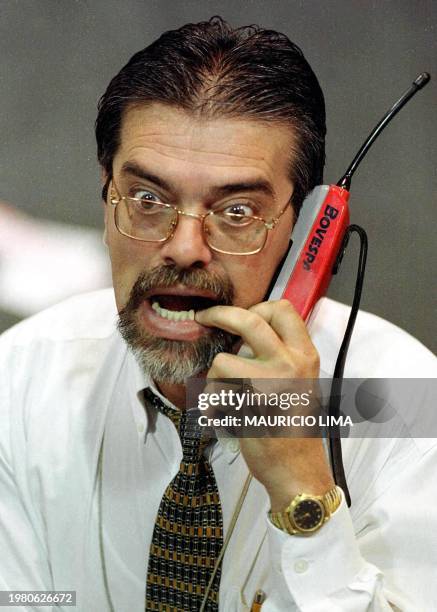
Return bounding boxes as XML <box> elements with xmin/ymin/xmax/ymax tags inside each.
<box><xmin>109</xmin><ymin>182</ymin><xmax>291</xmax><ymax>256</ymax></box>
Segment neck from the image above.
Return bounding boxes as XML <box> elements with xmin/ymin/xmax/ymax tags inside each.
<box><xmin>155</xmin><ymin>343</ymin><xmax>243</xmax><ymax>409</ymax></box>
<box><xmin>156</xmin><ymin>381</ymin><xmax>187</xmax><ymax>410</ymax></box>
<box><xmin>156</xmin><ymin>368</ymin><xmax>209</xmax><ymax>410</ymax></box>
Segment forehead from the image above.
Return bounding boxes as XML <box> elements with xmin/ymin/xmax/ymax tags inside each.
<box><xmin>114</xmin><ymin>103</ymin><xmax>295</xmax><ymax>194</ymax></box>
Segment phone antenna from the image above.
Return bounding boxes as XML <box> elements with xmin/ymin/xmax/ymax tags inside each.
<box><xmin>337</xmin><ymin>72</ymin><xmax>430</xmax><ymax>191</ymax></box>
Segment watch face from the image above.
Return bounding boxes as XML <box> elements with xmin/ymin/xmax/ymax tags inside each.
<box><xmin>292</xmin><ymin>499</ymin><xmax>325</xmax><ymax>531</ymax></box>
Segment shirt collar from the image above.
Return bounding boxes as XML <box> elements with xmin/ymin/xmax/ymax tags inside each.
<box><xmin>127</xmin><ymin>351</ymin><xmax>240</xmax><ymax>464</ymax></box>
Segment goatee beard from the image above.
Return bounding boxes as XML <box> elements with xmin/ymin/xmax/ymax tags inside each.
<box><xmin>117</xmin><ymin>265</ymin><xmax>238</xmax><ymax>384</ymax></box>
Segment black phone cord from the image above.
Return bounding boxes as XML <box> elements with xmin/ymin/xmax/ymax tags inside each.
<box><xmin>328</xmin><ymin>224</ymin><xmax>368</xmax><ymax>507</ymax></box>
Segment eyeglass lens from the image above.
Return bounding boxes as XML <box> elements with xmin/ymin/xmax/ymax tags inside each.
<box><xmin>115</xmin><ymin>198</ymin><xmax>268</xmax><ymax>254</ymax></box>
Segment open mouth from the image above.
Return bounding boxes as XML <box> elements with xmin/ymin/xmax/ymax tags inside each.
<box><xmin>150</xmin><ymin>294</ymin><xmax>218</xmax><ymax>321</ymax></box>
<box><xmin>138</xmin><ymin>287</ymin><xmax>224</xmax><ymax>341</ymax></box>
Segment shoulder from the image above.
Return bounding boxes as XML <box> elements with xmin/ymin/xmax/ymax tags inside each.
<box><xmin>0</xmin><ymin>289</ymin><xmax>120</xmax><ymax>394</ymax></box>
<box><xmin>0</xmin><ymin>290</ymin><xmax>129</xmax><ymax>498</ymax></box>
<box><xmin>311</xmin><ymin>300</ymin><xmax>437</xmax><ymax>479</ymax></box>
<box><xmin>310</xmin><ymin>297</ymin><xmax>436</xmax><ymax>377</ymax></box>
<box><xmin>0</xmin><ymin>288</ymin><xmax>118</xmax><ymax>348</ymax></box>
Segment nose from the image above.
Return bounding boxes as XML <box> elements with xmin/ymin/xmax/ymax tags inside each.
<box><xmin>159</xmin><ymin>213</ymin><xmax>213</xmax><ymax>268</ymax></box>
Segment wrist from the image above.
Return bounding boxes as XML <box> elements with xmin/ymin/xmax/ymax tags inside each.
<box><xmin>269</xmin><ymin>485</ymin><xmax>342</xmax><ymax>535</ymax></box>
<box><xmin>267</xmin><ymin>475</ymin><xmax>335</xmax><ymax>513</ymax></box>
<box><xmin>249</xmin><ymin>439</ymin><xmax>334</xmax><ymax>512</ymax></box>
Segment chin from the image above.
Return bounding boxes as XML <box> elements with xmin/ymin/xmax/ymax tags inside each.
<box><xmin>118</xmin><ymin>313</ymin><xmax>238</xmax><ymax>384</ymax></box>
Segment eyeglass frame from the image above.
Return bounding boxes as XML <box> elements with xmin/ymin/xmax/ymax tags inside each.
<box><xmin>109</xmin><ymin>180</ymin><xmax>293</xmax><ymax>256</ymax></box>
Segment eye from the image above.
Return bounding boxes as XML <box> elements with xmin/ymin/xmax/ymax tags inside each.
<box><xmin>220</xmin><ymin>202</ymin><xmax>257</xmax><ymax>226</ymax></box>
<box><xmin>224</xmin><ymin>203</ymin><xmax>255</xmax><ymax>216</ymax></box>
<box><xmin>132</xmin><ymin>188</ymin><xmax>161</xmax><ymax>202</ymax></box>
<box><xmin>131</xmin><ymin>189</ymin><xmax>164</xmax><ymax>213</ymax></box>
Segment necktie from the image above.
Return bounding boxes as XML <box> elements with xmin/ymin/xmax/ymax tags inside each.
<box><xmin>144</xmin><ymin>388</ymin><xmax>223</xmax><ymax>611</ymax></box>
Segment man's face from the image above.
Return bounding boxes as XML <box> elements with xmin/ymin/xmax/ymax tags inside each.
<box><xmin>104</xmin><ymin>103</ymin><xmax>295</xmax><ymax>382</ymax></box>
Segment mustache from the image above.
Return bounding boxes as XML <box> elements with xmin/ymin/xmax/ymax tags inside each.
<box><xmin>121</xmin><ymin>265</ymin><xmax>235</xmax><ymax>313</ymax></box>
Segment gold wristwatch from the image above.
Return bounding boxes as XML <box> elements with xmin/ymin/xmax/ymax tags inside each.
<box><xmin>269</xmin><ymin>486</ymin><xmax>342</xmax><ymax>535</ymax></box>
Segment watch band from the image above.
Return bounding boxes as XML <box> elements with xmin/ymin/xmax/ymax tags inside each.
<box><xmin>322</xmin><ymin>485</ymin><xmax>342</xmax><ymax>515</ymax></box>
<box><xmin>269</xmin><ymin>485</ymin><xmax>342</xmax><ymax>535</ymax></box>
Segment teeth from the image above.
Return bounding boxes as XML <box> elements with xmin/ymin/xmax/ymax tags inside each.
<box><xmin>152</xmin><ymin>301</ymin><xmax>195</xmax><ymax>322</ymax></box>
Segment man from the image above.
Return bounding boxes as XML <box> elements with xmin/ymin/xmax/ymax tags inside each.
<box><xmin>1</xmin><ymin>17</ymin><xmax>436</xmax><ymax>612</ymax></box>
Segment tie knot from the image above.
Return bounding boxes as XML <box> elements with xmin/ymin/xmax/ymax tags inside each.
<box><xmin>144</xmin><ymin>387</ymin><xmax>182</xmax><ymax>430</ymax></box>
<box><xmin>143</xmin><ymin>388</ymin><xmax>209</xmax><ymax>462</ymax></box>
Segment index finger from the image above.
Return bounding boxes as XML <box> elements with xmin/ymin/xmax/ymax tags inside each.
<box><xmin>195</xmin><ymin>305</ymin><xmax>284</xmax><ymax>359</ymax></box>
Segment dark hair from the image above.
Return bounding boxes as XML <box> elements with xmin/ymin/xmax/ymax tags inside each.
<box><xmin>95</xmin><ymin>17</ymin><xmax>325</xmax><ymax>216</ymax></box>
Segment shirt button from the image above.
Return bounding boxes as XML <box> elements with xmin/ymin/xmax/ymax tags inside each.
<box><xmin>294</xmin><ymin>559</ymin><xmax>309</xmax><ymax>574</ymax></box>
<box><xmin>137</xmin><ymin>423</ymin><xmax>145</xmax><ymax>434</ymax></box>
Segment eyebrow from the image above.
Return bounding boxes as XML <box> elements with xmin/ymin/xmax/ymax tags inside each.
<box><xmin>120</xmin><ymin>160</ymin><xmax>277</xmax><ymax>200</ymax></box>
<box><xmin>120</xmin><ymin>161</ymin><xmax>172</xmax><ymax>192</ymax></box>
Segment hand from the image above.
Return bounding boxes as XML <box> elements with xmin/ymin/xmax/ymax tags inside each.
<box><xmin>195</xmin><ymin>300</ymin><xmax>335</xmax><ymax>512</ymax></box>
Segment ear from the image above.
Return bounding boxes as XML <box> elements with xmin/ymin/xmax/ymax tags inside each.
<box><xmin>101</xmin><ymin>169</ymin><xmax>111</xmax><ymax>247</ymax></box>
<box><xmin>101</xmin><ymin>168</ymin><xmax>111</xmax><ymax>202</ymax></box>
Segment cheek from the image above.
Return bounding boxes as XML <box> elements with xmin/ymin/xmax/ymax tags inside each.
<box><xmin>107</xmin><ymin>233</ymin><xmax>160</xmax><ymax>308</ymax></box>
<box><xmin>228</xmin><ymin>254</ymin><xmax>283</xmax><ymax>307</ymax></box>
<box><xmin>229</xmin><ymin>227</ymin><xmax>291</xmax><ymax>307</ymax></box>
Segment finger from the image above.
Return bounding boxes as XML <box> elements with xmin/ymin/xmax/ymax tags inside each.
<box><xmin>208</xmin><ymin>351</ymin><xmax>275</xmax><ymax>378</ymax></box>
<box><xmin>248</xmin><ymin>300</ymin><xmax>312</xmax><ymax>350</ymax></box>
<box><xmin>195</xmin><ymin>305</ymin><xmax>284</xmax><ymax>359</ymax></box>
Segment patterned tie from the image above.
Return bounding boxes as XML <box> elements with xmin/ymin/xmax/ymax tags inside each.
<box><xmin>144</xmin><ymin>388</ymin><xmax>223</xmax><ymax>611</ymax></box>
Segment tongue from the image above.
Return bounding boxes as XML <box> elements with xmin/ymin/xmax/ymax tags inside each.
<box><xmin>153</xmin><ymin>295</ymin><xmax>215</xmax><ymax>311</ymax></box>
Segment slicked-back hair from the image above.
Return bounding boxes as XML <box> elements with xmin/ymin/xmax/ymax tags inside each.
<box><xmin>95</xmin><ymin>17</ymin><xmax>326</xmax><ymax>217</ymax></box>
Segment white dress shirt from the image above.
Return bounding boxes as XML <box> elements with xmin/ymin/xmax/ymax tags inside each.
<box><xmin>0</xmin><ymin>289</ymin><xmax>436</xmax><ymax>611</ymax></box>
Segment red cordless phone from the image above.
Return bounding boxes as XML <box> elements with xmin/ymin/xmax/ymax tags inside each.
<box><xmin>268</xmin><ymin>185</ymin><xmax>349</xmax><ymax>321</ymax></box>
<box><xmin>267</xmin><ymin>73</ymin><xmax>430</xmax><ymax>320</ymax></box>
<box><xmin>262</xmin><ymin>73</ymin><xmax>430</xmax><ymax>509</ymax></box>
